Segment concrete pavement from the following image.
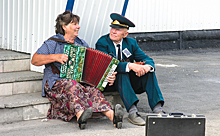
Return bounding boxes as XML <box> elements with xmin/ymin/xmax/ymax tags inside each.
<box><xmin>1</xmin><ymin>48</ymin><xmax>220</xmax><ymax>136</ymax></box>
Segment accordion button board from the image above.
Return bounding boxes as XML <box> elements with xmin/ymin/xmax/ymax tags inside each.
<box><xmin>60</xmin><ymin>44</ymin><xmax>119</xmax><ymax>91</ymax></box>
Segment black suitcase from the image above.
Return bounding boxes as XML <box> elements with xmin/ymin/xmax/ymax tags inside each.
<box><xmin>145</xmin><ymin>112</ymin><xmax>205</xmax><ymax>136</ymax></box>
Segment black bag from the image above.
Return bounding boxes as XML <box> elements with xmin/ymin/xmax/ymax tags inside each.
<box><xmin>145</xmin><ymin>112</ymin><xmax>206</xmax><ymax>136</ymax></box>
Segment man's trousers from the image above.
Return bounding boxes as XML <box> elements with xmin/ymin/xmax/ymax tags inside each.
<box><xmin>104</xmin><ymin>71</ymin><xmax>164</xmax><ymax>112</ymax></box>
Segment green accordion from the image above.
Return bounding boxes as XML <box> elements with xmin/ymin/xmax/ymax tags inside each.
<box><xmin>60</xmin><ymin>44</ymin><xmax>119</xmax><ymax>91</ymax></box>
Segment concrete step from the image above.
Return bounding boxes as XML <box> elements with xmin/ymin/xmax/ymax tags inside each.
<box><xmin>0</xmin><ymin>71</ymin><xmax>43</xmax><ymax>96</ymax></box>
<box><xmin>0</xmin><ymin>91</ymin><xmax>50</xmax><ymax>123</ymax></box>
<box><xmin>0</xmin><ymin>49</ymin><xmax>30</xmax><ymax>73</ymax></box>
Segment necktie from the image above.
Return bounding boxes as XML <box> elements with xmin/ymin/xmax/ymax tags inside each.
<box><xmin>117</xmin><ymin>44</ymin><xmax>121</xmax><ymax>61</ymax></box>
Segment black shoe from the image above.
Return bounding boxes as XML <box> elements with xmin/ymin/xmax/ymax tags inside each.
<box><xmin>77</xmin><ymin>107</ymin><xmax>93</xmax><ymax>130</ymax></box>
<box><xmin>113</xmin><ymin>104</ymin><xmax>124</xmax><ymax>129</ymax></box>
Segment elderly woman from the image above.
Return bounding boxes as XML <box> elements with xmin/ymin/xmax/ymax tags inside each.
<box><xmin>31</xmin><ymin>11</ymin><xmax>124</xmax><ymax>129</ymax></box>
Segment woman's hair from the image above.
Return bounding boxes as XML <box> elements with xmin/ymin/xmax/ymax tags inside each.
<box><xmin>55</xmin><ymin>10</ymin><xmax>80</xmax><ymax>35</ymax></box>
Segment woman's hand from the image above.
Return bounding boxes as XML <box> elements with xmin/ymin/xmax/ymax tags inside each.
<box><xmin>56</xmin><ymin>54</ymin><xmax>68</xmax><ymax>65</ymax></box>
<box><xmin>31</xmin><ymin>53</ymin><xmax>68</xmax><ymax>66</ymax></box>
<box><xmin>107</xmin><ymin>72</ymin><xmax>117</xmax><ymax>86</ymax></box>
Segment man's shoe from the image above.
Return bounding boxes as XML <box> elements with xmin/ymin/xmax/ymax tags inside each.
<box><xmin>113</xmin><ymin>104</ymin><xmax>124</xmax><ymax>129</ymax></box>
<box><xmin>128</xmin><ymin>112</ymin><xmax>145</xmax><ymax>126</ymax></box>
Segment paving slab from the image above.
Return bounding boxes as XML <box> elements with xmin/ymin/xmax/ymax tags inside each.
<box><xmin>0</xmin><ymin>97</ymin><xmax>4</xmax><ymax>108</ymax></box>
<box><xmin>0</xmin><ymin>92</ymin><xmax>50</xmax><ymax>123</ymax></box>
<box><xmin>0</xmin><ymin>49</ymin><xmax>30</xmax><ymax>60</ymax></box>
<box><xmin>0</xmin><ymin>71</ymin><xmax>43</xmax><ymax>84</ymax></box>
<box><xmin>2</xmin><ymin>92</ymin><xmax>49</xmax><ymax>108</ymax></box>
<box><xmin>3</xmin><ymin>59</ymin><xmax>30</xmax><ymax>72</ymax></box>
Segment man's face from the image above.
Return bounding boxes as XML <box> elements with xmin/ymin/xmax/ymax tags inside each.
<box><xmin>109</xmin><ymin>28</ymin><xmax>129</xmax><ymax>44</ymax></box>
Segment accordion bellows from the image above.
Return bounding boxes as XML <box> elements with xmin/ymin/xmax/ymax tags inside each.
<box><xmin>60</xmin><ymin>44</ymin><xmax>119</xmax><ymax>91</ymax></box>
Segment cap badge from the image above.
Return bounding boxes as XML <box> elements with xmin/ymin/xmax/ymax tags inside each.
<box><xmin>111</xmin><ymin>20</ymin><xmax>129</xmax><ymax>28</ymax></box>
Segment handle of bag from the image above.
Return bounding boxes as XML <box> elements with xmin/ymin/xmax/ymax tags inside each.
<box><xmin>169</xmin><ymin>112</ymin><xmax>185</xmax><ymax>116</ymax></box>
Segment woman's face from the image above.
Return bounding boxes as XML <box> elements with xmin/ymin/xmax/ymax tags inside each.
<box><xmin>63</xmin><ymin>19</ymin><xmax>80</xmax><ymax>38</ymax></box>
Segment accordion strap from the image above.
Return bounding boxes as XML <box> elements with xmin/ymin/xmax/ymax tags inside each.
<box><xmin>51</xmin><ymin>63</ymin><xmax>60</xmax><ymax>75</ymax></box>
<box><xmin>48</xmin><ymin>37</ymin><xmax>74</xmax><ymax>45</ymax></box>
<box><xmin>47</xmin><ymin>37</ymin><xmax>73</xmax><ymax>75</ymax></box>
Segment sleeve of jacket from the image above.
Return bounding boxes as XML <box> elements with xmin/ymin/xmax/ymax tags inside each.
<box><xmin>129</xmin><ymin>38</ymin><xmax>155</xmax><ymax>69</ymax></box>
<box><xmin>95</xmin><ymin>36</ymin><xmax>128</xmax><ymax>73</ymax></box>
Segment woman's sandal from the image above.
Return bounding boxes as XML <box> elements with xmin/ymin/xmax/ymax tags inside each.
<box><xmin>113</xmin><ymin>104</ymin><xmax>124</xmax><ymax>129</ymax></box>
<box><xmin>77</xmin><ymin>107</ymin><xmax>93</xmax><ymax>130</ymax></box>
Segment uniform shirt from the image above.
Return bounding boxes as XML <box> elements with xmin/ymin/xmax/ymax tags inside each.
<box><xmin>36</xmin><ymin>33</ymin><xmax>89</xmax><ymax>96</ymax></box>
<box><xmin>113</xmin><ymin>40</ymin><xmax>123</xmax><ymax>61</ymax></box>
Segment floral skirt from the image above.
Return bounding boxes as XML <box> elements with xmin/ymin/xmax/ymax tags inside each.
<box><xmin>44</xmin><ymin>79</ymin><xmax>112</xmax><ymax>122</ymax></box>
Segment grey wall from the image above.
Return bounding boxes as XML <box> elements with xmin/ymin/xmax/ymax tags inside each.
<box><xmin>128</xmin><ymin>29</ymin><xmax>220</xmax><ymax>51</ymax></box>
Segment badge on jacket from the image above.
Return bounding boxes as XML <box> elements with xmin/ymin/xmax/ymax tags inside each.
<box><xmin>122</xmin><ymin>48</ymin><xmax>132</xmax><ymax>58</ymax></box>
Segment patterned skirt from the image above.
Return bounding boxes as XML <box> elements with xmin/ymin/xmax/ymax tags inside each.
<box><xmin>44</xmin><ymin>79</ymin><xmax>112</xmax><ymax>122</ymax></box>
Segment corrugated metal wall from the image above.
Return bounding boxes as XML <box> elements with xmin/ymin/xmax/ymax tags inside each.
<box><xmin>0</xmin><ymin>0</ymin><xmax>67</xmax><ymax>72</ymax></box>
<box><xmin>0</xmin><ymin>0</ymin><xmax>66</xmax><ymax>52</ymax></box>
<box><xmin>1</xmin><ymin>0</ymin><xmax>220</xmax><ymax>72</ymax></box>
<box><xmin>126</xmin><ymin>0</ymin><xmax>220</xmax><ymax>32</ymax></box>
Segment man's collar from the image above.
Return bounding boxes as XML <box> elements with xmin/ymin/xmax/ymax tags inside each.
<box><xmin>113</xmin><ymin>39</ymin><xmax>123</xmax><ymax>46</ymax></box>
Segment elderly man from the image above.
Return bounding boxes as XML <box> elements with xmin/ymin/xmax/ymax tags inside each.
<box><xmin>95</xmin><ymin>13</ymin><xmax>165</xmax><ymax>126</ymax></box>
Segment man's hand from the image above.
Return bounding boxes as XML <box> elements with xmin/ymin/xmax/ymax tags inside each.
<box><xmin>128</xmin><ymin>63</ymin><xmax>151</xmax><ymax>77</ymax></box>
<box><xmin>107</xmin><ymin>72</ymin><xmax>117</xmax><ymax>86</ymax></box>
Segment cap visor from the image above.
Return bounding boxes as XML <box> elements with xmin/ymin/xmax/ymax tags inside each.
<box><xmin>110</xmin><ymin>24</ymin><xmax>128</xmax><ymax>29</ymax></box>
